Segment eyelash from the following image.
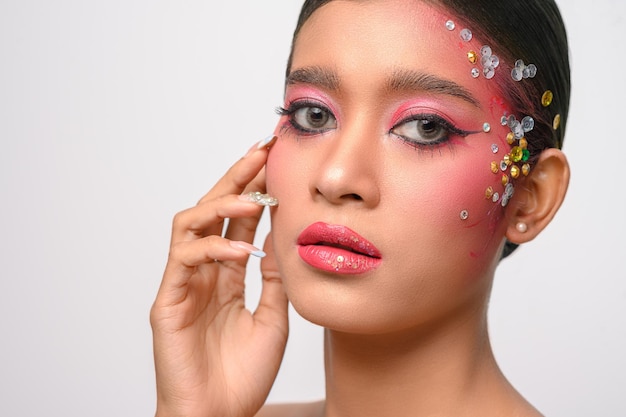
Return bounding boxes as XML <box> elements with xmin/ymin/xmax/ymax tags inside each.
<box><xmin>388</xmin><ymin>113</ymin><xmax>474</xmax><ymax>149</ymax></box>
<box><xmin>276</xmin><ymin>99</ymin><xmax>336</xmax><ymax>136</ymax></box>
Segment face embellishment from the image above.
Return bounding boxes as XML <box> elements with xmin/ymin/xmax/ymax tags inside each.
<box><xmin>471</xmin><ymin>68</ymin><xmax>480</xmax><ymax>78</ymax></box>
<box><xmin>467</xmin><ymin>50</ymin><xmax>478</xmax><ymax>64</ymax></box>
<box><xmin>542</xmin><ymin>90</ymin><xmax>554</xmax><ymax>107</ymax></box>
<box><xmin>446</xmin><ymin>20</ymin><xmax>456</xmax><ymax>30</ymax></box>
<box><xmin>460</xmin><ymin>28</ymin><xmax>473</xmax><ymax>42</ymax></box>
<box><xmin>479</xmin><ymin>45</ymin><xmax>500</xmax><ymax>80</ymax></box>
<box><xmin>460</xmin><ymin>210</ymin><xmax>469</xmax><ymax>221</ymax></box>
<box><xmin>553</xmin><ymin>114</ymin><xmax>561</xmax><ymax>130</ymax></box>
<box><xmin>511</xmin><ymin>59</ymin><xmax>537</xmax><ymax>81</ymax></box>
<box><xmin>483</xmin><ymin>123</ymin><xmax>491</xmax><ymax>133</ymax></box>
<box><xmin>491</xmin><ymin>144</ymin><xmax>499</xmax><ymax>154</ymax></box>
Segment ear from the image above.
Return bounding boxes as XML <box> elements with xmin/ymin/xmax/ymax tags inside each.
<box><xmin>505</xmin><ymin>148</ymin><xmax>570</xmax><ymax>244</ymax></box>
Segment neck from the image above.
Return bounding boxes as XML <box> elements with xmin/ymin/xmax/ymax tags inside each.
<box><xmin>321</xmin><ymin>305</ymin><xmax>521</xmax><ymax>417</ymax></box>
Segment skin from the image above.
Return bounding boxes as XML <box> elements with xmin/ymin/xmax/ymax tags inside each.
<box><xmin>151</xmin><ymin>1</ymin><xmax>570</xmax><ymax>417</ymax></box>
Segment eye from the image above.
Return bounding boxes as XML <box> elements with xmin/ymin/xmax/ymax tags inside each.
<box><xmin>390</xmin><ymin>114</ymin><xmax>471</xmax><ymax>147</ymax></box>
<box><xmin>277</xmin><ymin>100</ymin><xmax>337</xmax><ymax>135</ymax></box>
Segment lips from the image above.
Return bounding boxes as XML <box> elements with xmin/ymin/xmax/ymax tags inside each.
<box><xmin>297</xmin><ymin>222</ymin><xmax>382</xmax><ymax>274</ymax></box>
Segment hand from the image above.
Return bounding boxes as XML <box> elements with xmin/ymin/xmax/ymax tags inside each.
<box><xmin>150</xmin><ymin>136</ymin><xmax>289</xmax><ymax>417</ymax></box>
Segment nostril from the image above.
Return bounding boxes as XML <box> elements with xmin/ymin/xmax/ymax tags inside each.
<box><xmin>346</xmin><ymin>193</ymin><xmax>363</xmax><ymax>201</ymax></box>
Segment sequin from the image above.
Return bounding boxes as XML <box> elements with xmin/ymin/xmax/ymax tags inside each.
<box><xmin>500</xmin><ymin>161</ymin><xmax>508</xmax><ymax>171</ymax></box>
<box><xmin>542</xmin><ymin>90</ymin><xmax>554</xmax><ymax>107</ymax></box>
<box><xmin>481</xmin><ymin>45</ymin><xmax>492</xmax><ymax>56</ymax></box>
<box><xmin>491</xmin><ymin>161</ymin><xmax>499</xmax><ymax>174</ymax></box>
<box><xmin>511</xmin><ymin>146</ymin><xmax>523</xmax><ymax>163</ymax></box>
<box><xmin>492</xmin><ymin>192</ymin><xmax>500</xmax><ymax>203</ymax></box>
<box><xmin>471</xmin><ymin>68</ymin><xmax>480</xmax><ymax>78</ymax></box>
<box><xmin>511</xmin><ymin>165</ymin><xmax>520</xmax><ymax>179</ymax></box>
<box><xmin>511</xmin><ymin>68</ymin><xmax>523</xmax><ymax>82</ymax></box>
<box><xmin>522</xmin><ymin>149</ymin><xmax>530</xmax><ymax>162</ymax></box>
<box><xmin>446</xmin><ymin>20</ymin><xmax>456</xmax><ymax>30</ymax></box>
<box><xmin>519</xmin><ymin>138</ymin><xmax>528</xmax><ymax>149</ymax></box>
<box><xmin>467</xmin><ymin>51</ymin><xmax>478</xmax><ymax>64</ymax></box>
<box><xmin>527</xmin><ymin>64</ymin><xmax>537</xmax><ymax>78</ymax></box>
<box><xmin>503</xmin><ymin>154</ymin><xmax>512</xmax><ymax>165</ymax></box>
<box><xmin>460</xmin><ymin>28</ymin><xmax>473</xmax><ymax>41</ymax></box>
<box><xmin>490</xmin><ymin>55</ymin><xmax>500</xmax><ymax>68</ymax></box>
<box><xmin>502</xmin><ymin>175</ymin><xmax>509</xmax><ymax>186</ymax></box>
<box><xmin>501</xmin><ymin>116</ymin><xmax>508</xmax><ymax>126</ymax></box>
<box><xmin>483</xmin><ymin>123</ymin><xmax>491</xmax><ymax>133</ymax></box>
<box><xmin>515</xmin><ymin>59</ymin><xmax>525</xmax><ymax>69</ymax></box>
<box><xmin>491</xmin><ymin>144</ymin><xmax>499</xmax><ymax>154</ymax></box>
<box><xmin>553</xmin><ymin>114</ymin><xmax>561</xmax><ymax>130</ymax></box>
<box><xmin>522</xmin><ymin>164</ymin><xmax>531</xmax><ymax>176</ymax></box>
<box><xmin>460</xmin><ymin>210</ymin><xmax>469</xmax><ymax>220</ymax></box>
<box><xmin>506</xmin><ymin>132</ymin><xmax>515</xmax><ymax>145</ymax></box>
<box><xmin>485</xmin><ymin>186</ymin><xmax>494</xmax><ymax>199</ymax></box>
<box><xmin>483</xmin><ymin>67</ymin><xmax>495</xmax><ymax>79</ymax></box>
<box><xmin>521</xmin><ymin>116</ymin><xmax>535</xmax><ymax>132</ymax></box>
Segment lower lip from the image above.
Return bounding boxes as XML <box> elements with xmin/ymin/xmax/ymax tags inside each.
<box><xmin>297</xmin><ymin>245</ymin><xmax>382</xmax><ymax>274</ymax></box>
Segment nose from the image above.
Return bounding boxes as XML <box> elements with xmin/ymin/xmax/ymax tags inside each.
<box><xmin>310</xmin><ymin>122</ymin><xmax>381</xmax><ymax>208</ymax></box>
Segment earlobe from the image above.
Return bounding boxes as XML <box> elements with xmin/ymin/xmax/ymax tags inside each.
<box><xmin>505</xmin><ymin>148</ymin><xmax>570</xmax><ymax>244</ymax></box>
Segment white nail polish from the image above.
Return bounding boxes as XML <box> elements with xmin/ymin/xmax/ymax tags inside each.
<box><xmin>256</xmin><ymin>135</ymin><xmax>277</xmax><ymax>149</ymax></box>
<box><xmin>230</xmin><ymin>241</ymin><xmax>266</xmax><ymax>258</ymax></box>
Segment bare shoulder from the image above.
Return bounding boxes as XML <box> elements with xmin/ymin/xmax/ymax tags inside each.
<box><xmin>254</xmin><ymin>401</ymin><xmax>325</xmax><ymax>417</ymax></box>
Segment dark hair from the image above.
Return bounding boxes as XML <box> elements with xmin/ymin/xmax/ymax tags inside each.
<box><xmin>286</xmin><ymin>0</ymin><xmax>571</xmax><ymax>258</ymax></box>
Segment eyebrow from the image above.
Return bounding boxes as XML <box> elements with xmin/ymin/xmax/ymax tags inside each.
<box><xmin>387</xmin><ymin>69</ymin><xmax>481</xmax><ymax>108</ymax></box>
<box><xmin>286</xmin><ymin>66</ymin><xmax>481</xmax><ymax>109</ymax></box>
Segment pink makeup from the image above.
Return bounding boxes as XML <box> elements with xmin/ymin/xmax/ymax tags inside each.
<box><xmin>297</xmin><ymin>222</ymin><xmax>382</xmax><ymax>275</ymax></box>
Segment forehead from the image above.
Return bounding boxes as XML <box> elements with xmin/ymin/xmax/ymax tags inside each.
<box><xmin>291</xmin><ymin>0</ymin><xmax>502</xmax><ymax>101</ymax></box>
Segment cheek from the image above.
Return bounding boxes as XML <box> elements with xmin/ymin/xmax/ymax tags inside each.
<box><xmin>397</xmin><ymin>145</ymin><xmax>508</xmax><ymax>261</ymax></box>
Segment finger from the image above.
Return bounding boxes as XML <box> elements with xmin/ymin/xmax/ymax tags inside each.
<box><xmin>159</xmin><ymin>236</ymin><xmax>263</xmax><ymax>303</ymax></box>
<box><xmin>222</xmin><ymin>168</ymin><xmax>270</xmax><ymax>266</ymax></box>
<box><xmin>197</xmin><ymin>135</ymin><xmax>276</xmax><ymax>205</ymax></box>
<box><xmin>171</xmin><ymin>195</ymin><xmax>265</xmax><ymax>244</ymax></box>
<box><xmin>254</xmin><ymin>234</ymin><xmax>289</xmax><ymax>334</ymax></box>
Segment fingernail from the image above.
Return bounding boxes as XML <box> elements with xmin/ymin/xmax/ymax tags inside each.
<box><xmin>256</xmin><ymin>135</ymin><xmax>278</xmax><ymax>150</ymax></box>
<box><xmin>230</xmin><ymin>241</ymin><xmax>266</xmax><ymax>258</ymax></box>
<box><xmin>239</xmin><ymin>191</ymin><xmax>279</xmax><ymax>207</ymax></box>
<box><xmin>244</xmin><ymin>135</ymin><xmax>277</xmax><ymax>158</ymax></box>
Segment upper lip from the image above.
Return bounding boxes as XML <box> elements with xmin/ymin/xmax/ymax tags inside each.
<box><xmin>297</xmin><ymin>222</ymin><xmax>382</xmax><ymax>258</ymax></box>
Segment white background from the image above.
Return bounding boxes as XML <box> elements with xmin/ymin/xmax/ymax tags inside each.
<box><xmin>1</xmin><ymin>1</ymin><xmax>624</xmax><ymax>416</ymax></box>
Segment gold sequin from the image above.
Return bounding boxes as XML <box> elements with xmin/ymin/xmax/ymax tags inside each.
<box><xmin>467</xmin><ymin>50</ymin><xmax>478</xmax><ymax>64</ymax></box>
<box><xmin>542</xmin><ymin>90</ymin><xmax>554</xmax><ymax>107</ymax></box>
<box><xmin>485</xmin><ymin>186</ymin><xmax>494</xmax><ymax>199</ymax></box>
<box><xmin>522</xmin><ymin>164</ymin><xmax>531</xmax><ymax>176</ymax></box>
<box><xmin>506</xmin><ymin>132</ymin><xmax>515</xmax><ymax>145</ymax></box>
<box><xmin>502</xmin><ymin>175</ymin><xmax>509</xmax><ymax>186</ymax></box>
<box><xmin>553</xmin><ymin>114</ymin><xmax>561</xmax><ymax>130</ymax></box>
<box><xmin>503</xmin><ymin>154</ymin><xmax>512</xmax><ymax>166</ymax></box>
<box><xmin>510</xmin><ymin>165</ymin><xmax>520</xmax><ymax>179</ymax></box>
<box><xmin>511</xmin><ymin>146</ymin><xmax>523</xmax><ymax>163</ymax></box>
<box><xmin>519</xmin><ymin>138</ymin><xmax>528</xmax><ymax>149</ymax></box>
<box><xmin>491</xmin><ymin>161</ymin><xmax>499</xmax><ymax>174</ymax></box>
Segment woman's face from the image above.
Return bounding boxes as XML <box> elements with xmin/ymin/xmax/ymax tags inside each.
<box><xmin>266</xmin><ymin>0</ymin><xmax>515</xmax><ymax>334</ymax></box>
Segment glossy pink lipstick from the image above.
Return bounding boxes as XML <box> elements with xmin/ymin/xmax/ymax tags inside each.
<box><xmin>297</xmin><ymin>222</ymin><xmax>382</xmax><ymax>274</ymax></box>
